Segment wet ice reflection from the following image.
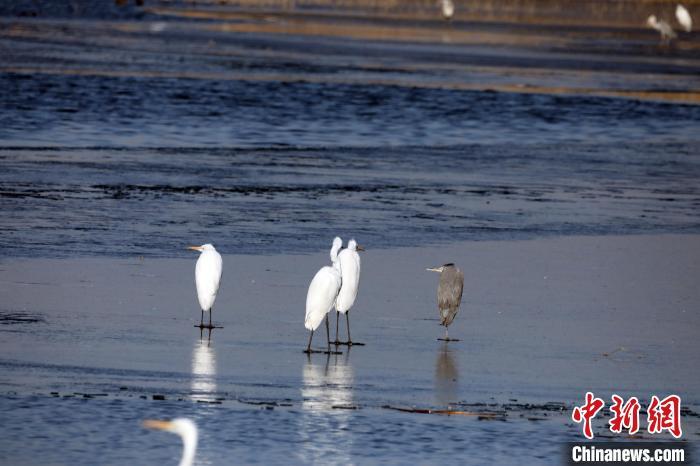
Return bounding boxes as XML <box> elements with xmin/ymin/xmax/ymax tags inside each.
<box><xmin>191</xmin><ymin>329</ymin><xmax>217</xmax><ymax>402</ymax></box>
<box><xmin>435</xmin><ymin>343</ymin><xmax>459</xmax><ymax>407</ymax></box>
<box><xmin>298</xmin><ymin>352</ymin><xmax>354</xmax><ymax>465</ymax></box>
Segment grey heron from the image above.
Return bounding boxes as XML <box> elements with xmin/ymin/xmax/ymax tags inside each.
<box><xmin>426</xmin><ymin>263</ymin><xmax>464</xmax><ymax>341</ymax></box>
<box><xmin>334</xmin><ymin>238</ymin><xmax>365</xmax><ymax>346</ymax></box>
<box><xmin>188</xmin><ymin>244</ymin><xmax>223</xmax><ymax>329</ymax></box>
<box><xmin>304</xmin><ymin>237</ymin><xmax>343</xmax><ymax>354</ymax></box>
<box><xmin>143</xmin><ymin>418</ymin><xmax>198</xmax><ymax>466</ymax></box>
<box><xmin>676</xmin><ymin>4</ymin><xmax>693</xmax><ymax>32</ymax></box>
<box><xmin>647</xmin><ymin>15</ymin><xmax>677</xmax><ymax>43</ymax></box>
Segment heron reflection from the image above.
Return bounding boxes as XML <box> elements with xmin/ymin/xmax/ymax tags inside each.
<box><xmin>435</xmin><ymin>343</ymin><xmax>459</xmax><ymax>407</ymax></box>
<box><xmin>191</xmin><ymin>328</ymin><xmax>217</xmax><ymax>402</ymax></box>
<box><xmin>298</xmin><ymin>352</ymin><xmax>354</xmax><ymax>464</ymax></box>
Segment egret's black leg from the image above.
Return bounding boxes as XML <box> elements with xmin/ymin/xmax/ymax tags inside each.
<box><xmin>208</xmin><ymin>310</ymin><xmax>212</xmax><ymax>329</ymax></box>
<box><xmin>335</xmin><ymin>312</ymin><xmax>364</xmax><ymax>346</ymax></box>
<box><xmin>325</xmin><ymin>315</ymin><xmax>330</xmax><ymax>352</ymax></box>
<box><xmin>200</xmin><ymin>310</ymin><xmax>204</xmax><ymax>327</ymax></box>
<box><xmin>334</xmin><ymin>311</ymin><xmax>340</xmax><ymax>345</ymax></box>
<box><xmin>303</xmin><ymin>330</ymin><xmax>314</xmax><ymax>353</ymax></box>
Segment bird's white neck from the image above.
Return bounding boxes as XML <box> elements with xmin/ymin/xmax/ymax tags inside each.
<box><xmin>179</xmin><ymin>435</ymin><xmax>197</xmax><ymax>466</ymax></box>
<box><xmin>330</xmin><ymin>242</ymin><xmax>342</xmax><ymax>263</ymax></box>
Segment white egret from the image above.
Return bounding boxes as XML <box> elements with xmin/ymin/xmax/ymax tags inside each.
<box><xmin>676</xmin><ymin>4</ymin><xmax>693</xmax><ymax>32</ymax></box>
<box><xmin>647</xmin><ymin>15</ymin><xmax>677</xmax><ymax>43</ymax></box>
<box><xmin>188</xmin><ymin>244</ymin><xmax>223</xmax><ymax>329</ymax></box>
<box><xmin>143</xmin><ymin>418</ymin><xmax>198</xmax><ymax>466</ymax></box>
<box><xmin>440</xmin><ymin>0</ymin><xmax>454</xmax><ymax>20</ymax></box>
<box><xmin>334</xmin><ymin>238</ymin><xmax>364</xmax><ymax>346</ymax></box>
<box><xmin>304</xmin><ymin>237</ymin><xmax>343</xmax><ymax>354</ymax></box>
<box><xmin>426</xmin><ymin>263</ymin><xmax>464</xmax><ymax>341</ymax></box>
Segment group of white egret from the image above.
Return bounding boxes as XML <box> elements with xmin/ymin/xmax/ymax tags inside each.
<box><xmin>647</xmin><ymin>4</ymin><xmax>693</xmax><ymax>43</ymax></box>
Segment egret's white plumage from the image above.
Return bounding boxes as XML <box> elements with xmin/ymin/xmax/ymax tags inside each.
<box><xmin>188</xmin><ymin>243</ymin><xmax>222</xmax><ymax>328</ymax></box>
<box><xmin>647</xmin><ymin>15</ymin><xmax>677</xmax><ymax>42</ymax></box>
<box><xmin>333</xmin><ymin>238</ymin><xmax>363</xmax><ymax>344</ymax></box>
<box><xmin>305</xmin><ymin>237</ymin><xmax>342</xmax><ymax>332</ymax></box>
<box><xmin>303</xmin><ymin>237</ymin><xmax>342</xmax><ymax>352</ymax></box>
<box><xmin>441</xmin><ymin>0</ymin><xmax>454</xmax><ymax>20</ymax></box>
<box><xmin>676</xmin><ymin>4</ymin><xmax>693</xmax><ymax>32</ymax></box>
<box><xmin>144</xmin><ymin>418</ymin><xmax>198</xmax><ymax>466</ymax></box>
<box><xmin>336</xmin><ymin>239</ymin><xmax>361</xmax><ymax>314</ymax></box>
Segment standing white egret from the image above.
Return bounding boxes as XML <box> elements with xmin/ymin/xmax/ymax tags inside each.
<box><xmin>440</xmin><ymin>0</ymin><xmax>454</xmax><ymax>20</ymax></box>
<box><xmin>143</xmin><ymin>418</ymin><xmax>198</xmax><ymax>466</ymax></box>
<box><xmin>304</xmin><ymin>237</ymin><xmax>343</xmax><ymax>354</ymax></box>
<box><xmin>676</xmin><ymin>4</ymin><xmax>693</xmax><ymax>32</ymax></box>
<box><xmin>647</xmin><ymin>15</ymin><xmax>677</xmax><ymax>43</ymax></box>
<box><xmin>188</xmin><ymin>243</ymin><xmax>223</xmax><ymax>329</ymax></box>
<box><xmin>334</xmin><ymin>238</ymin><xmax>364</xmax><ymax>346</ymax></box>
<box><xmin>426</xmin><ymin>263</ymin><xmax>464</xmax><ymax>341</ymax></box>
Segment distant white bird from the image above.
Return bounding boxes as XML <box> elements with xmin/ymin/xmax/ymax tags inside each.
<box><xmin>188</xmin><ymin>244</ymin><xmax>223</xmax><ymax>328</ymax></box>
<box><xmin>647</xmin><ymin>15</ymin><xmax>677</xmax><ymax>43</ymax></box>
<box><xmin>143</xmin><ymin>418</ymin><xmax>198</xmax><ymax>466</ymax></box>
<box><xmin>676</xmin><ymin>4</ymin><xmax>693</xmax><ymax>32</ymax></box>
<box><xmin>304</xmin><ymin>237</ymin><xmax>342</xmax><ymax>353</ymax></box>
<box><xmin>334</xmin><ymin>238</ymin><xmax>364</xmax><ymax>345</ymax></box>
<box><xmin>441</xmin><ymin>0</ymin><xmax>454</xmax><ymax>20</ymax></box>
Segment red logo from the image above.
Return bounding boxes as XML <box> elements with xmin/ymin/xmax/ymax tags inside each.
<box><xmin>572</xmin><ymin>393</ymin><xmax>683</xmax><ymax>439</ymax></box>
<box><xmin>572</xmin><ymin>392</ymin><xmax>605</xmax><ymax>439</ymax></box>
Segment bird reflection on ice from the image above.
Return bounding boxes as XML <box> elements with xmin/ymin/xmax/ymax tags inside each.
<box><xmin>435</xmin><ymin>343</ymin><xmax>459</xmax><ymax>407</ymax></box>
<box><xmin>191</xmin><ymin>329</ymin><xmax>217</xmax><ymax>402</ymax></box>
<box><xmin>298</xmin><ymin>352</ymin><xmax>354</xmax><ymax>465</ymax></box>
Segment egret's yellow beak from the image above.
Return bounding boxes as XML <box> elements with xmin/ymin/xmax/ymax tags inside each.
<box><xmin>187</xmin><ymin>246</ymin><xmax>203</xmax><ymax>252</ymax></box>
<box><xmin>426</xmin><ymin>267</ymin><xmax>442</xmax><ymax>272</ymax></box>
<box><xmin>356</xmin><ymin>244</ymin><xmax>365</xmax><ymax>252</ymax></box>
<box><xmin>143</xmin><ymin>419</ymin><xmax>173</xmax><ymax>431</ymax></box>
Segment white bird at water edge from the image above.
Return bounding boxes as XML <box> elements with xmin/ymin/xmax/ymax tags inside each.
<box><xmin>188</xmin><ymin>243</ymin><xmax>223</xmax><ymax>329</ymax></box>
<box><xmin>676</xmin><ymin>4</ymin><xmax>693</xmax><ymax>32</ymax></box>
<box><xmin>647</xmin><ymin>15</ymin><xmax>677</xmax><ymax>43</ymax></box>
<box><xmin>143</xmin><ymin>418</ymin><xmax>198</xmax><ymax>466</ymax></box>
<box><xmin>304</xmin><ymin>237</ymin><xmax>343</xmax><ymax>354</ymax></box>
<box><xmin>334</xmin><ymin>238</ymin><xmax>364</xmax><ymax>346</ymax></box>
<box><xmin>441</xmin><ymin>0</ymin><xmax>455</xmax><ymax>20</ymax></box>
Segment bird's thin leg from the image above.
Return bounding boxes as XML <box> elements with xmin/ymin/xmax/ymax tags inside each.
<box><xmin>334</xmin><ymin>311</ymin><xmax>340</xmax><ymax>345</ymax></box>
<box><xmin>445</xmin><ymin>327</ymin><xmax>449</xmax><ymax>340</ymax></box>
<box><xmin>325</xmin><ymin>315</ymin><xmax>331</xmax><ymax>352</ymax></box>
<box><xmin>346</xmin><ymin>312</ymin><xmax>352</xmax><ymax>344</ymax></box>
<box><xmin>304</xmin><ymin>330</ymin><xmax>314</xmax><ymax>353</ymax></box>
<box><xmin>208</xmin><ymin>310</ymin><xmax>212</xmax><ymax>329</ymax></box>
<box><xmin>200</xmin><ymin>309</ymin><xmax>204</xmax><ymax>327</ymax></box>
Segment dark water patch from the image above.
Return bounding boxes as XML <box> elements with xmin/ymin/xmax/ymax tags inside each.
<box><xmin>0</xmin><ymin>311</ymin><xmax>45</xmax><ymax>325</ymax></box>
<box><xmin>2</xmin><ymin>72</ymin><xmax>700</xmax><ymax>148</ymax></box>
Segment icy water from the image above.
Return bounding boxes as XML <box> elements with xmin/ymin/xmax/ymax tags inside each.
<box><xmin>2</xmin><ymin>238</ymin><xmax>700</xmax><ymax>465</ymax></box>
<box><xmin>1</xmin><ymin>3</ymin><xmax>700</xmax><ymax>465</ymax></box>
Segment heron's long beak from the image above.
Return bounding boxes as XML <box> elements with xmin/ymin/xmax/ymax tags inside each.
<box><xmin>356</xmin><ymin>244</ymin><xmax>365</xmax><ymax>252</ymax></box>
<box><xmin>187</xmin><ymin>246</ymin><xmax>203</xmax><ymax>252</ymax></box>
<box><xmin>143</xmin><ymin>419</ymin><xmax>173</xmax><ymax>431</ymax></box>
<box><xmin>426</xmin><ymin>266</ymin><xmax>442</xmax><ymax>272</ymax></box>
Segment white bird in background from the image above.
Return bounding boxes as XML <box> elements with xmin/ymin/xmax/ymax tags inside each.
<box><xmin>143</xmin><ymin>418</ymin><xmax>198</xmax><ymax>466</ymax></box>
<box><xmin>676</xmin><ymin>4</ymin><xmax>693</xmax><ymax>32</ymax></box>
<box><xmin>441</xmin><ymin>0</ymin><xmax>455</xmax><ymax>20</ymax></box>
<box><xmin>647</xmin><ymin>15</ymin><xmax>677</xmax><ymax>43</ymax></box>
<box><xmin>334</xmin><ymin>238</ymin><xmax>364</xmax><ymax>346</ymax></box>
<box><xmin>188</xmin><ymin>243</ymin><xmax>223</xmax><ymax>329</ymax></box>
<box><xmin>304</xmin><ymin>237</ymin><xmax>343</xmax><ymax>353</ymax></box>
